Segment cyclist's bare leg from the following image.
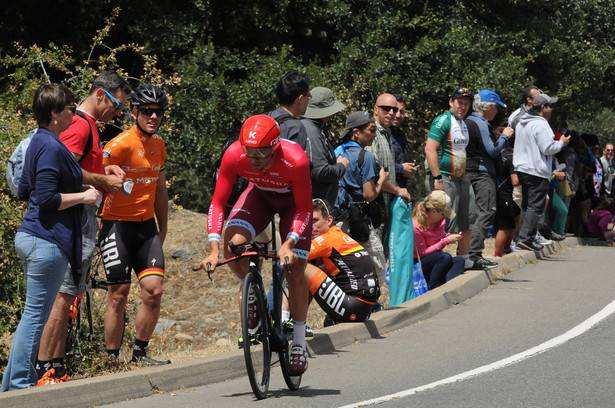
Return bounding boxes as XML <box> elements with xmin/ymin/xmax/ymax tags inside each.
<box><xmin>286</xmin><ymin>258</ymin><xmax>308</xmax><ymax>324</ymax></box>
<box><xmin>223</xmin><ymin>225</ymin><xmax>252</xmax><ymax>280</ymax></box>
<box><xmin>135</xmin><ymin>275</ymin><xmax>164</xmax><ymax>342</ymax></box>
<box><xmin>37</xmin><ymin>292</ymin><xmax>74</xmax><ymax>360</ymax></box>
<box><xmin>105</xmin><ymin>283</ymin><xmax>130</xmax><ymax>350</ymax></box>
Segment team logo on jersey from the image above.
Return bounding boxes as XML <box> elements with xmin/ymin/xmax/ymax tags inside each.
<box><xmin>103</xmin><ymin>149</ymin><xmax>111</xmax><ymax>158</ymax></box>
<box><xmin>138</xmin><ymin>149</ymin><xmax>145</xmax><ymax>157</ymax></box>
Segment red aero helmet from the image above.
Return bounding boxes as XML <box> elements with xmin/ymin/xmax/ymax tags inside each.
<box><xmin>239</xmin><ymin>114</ymin><xmax>281</xmax><ymax>148</ymax></box>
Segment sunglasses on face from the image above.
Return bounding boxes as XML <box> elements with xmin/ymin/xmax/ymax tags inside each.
<box><xmin>377</xmin><ymin>105</ymin><xmax>399</xmax><ymax>113</ymax></box>
<box><xmin>103</xmin><ymin>89</ymin><xmax>125</xmax><ymax>111</ymax></box>
<box><xmin>137</xmin><ymin>107</ymin><xmax>166</xmax><ymax>117</ymax></box>
<box><xmin>244</xmin><ymin>146</ymin><xmax>274</xmax><ymax>159</ymax></box>
<box><xmin>66</xmin><ymin>105</ymin><xmax>76</xmax><ymax>114</ymax></box>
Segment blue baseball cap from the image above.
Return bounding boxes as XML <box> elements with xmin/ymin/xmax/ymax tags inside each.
<box><xmin>478</xmin><ymin>89</ymin><xmax>506</xmax><ymax>108</ymax></box>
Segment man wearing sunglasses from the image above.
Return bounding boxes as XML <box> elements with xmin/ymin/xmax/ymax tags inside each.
<box><xmin>425</xmin><ymin>87</ymin><xmax>476</xmax><ymax>270</ymax></box>
<box><xmin>99</xmin><ymin>84</ymin><xmax>171</xmax><ymax>366</ymax></box>
<box><xmin>35</xmin><ymin>72</ymin><xmax>131</xmax><ymax>385</ymax></box>
<box><xmin>366</xmin><ymin>93</ymin><xmax>411</xmax><ymax>247</ymax></box>
<box><xmin>201</xmin><ymin>114</ymin><xmax>313</xmax><ymax>375</ymax></box>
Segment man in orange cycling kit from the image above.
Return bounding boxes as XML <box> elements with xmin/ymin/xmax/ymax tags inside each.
<box><xmin>201</xmin><ymin>114</ymin><xmax>312</xmax><ymax>374</ymax></box>
<box><xmin>307</xmin><ymin>199</ymin><xmax>380</xmax><ymax>326</ymax></box>
<box><xmin>99</xmin><ymin>84</ymin><xmax>170</xmax><ymax>365</ymax></box>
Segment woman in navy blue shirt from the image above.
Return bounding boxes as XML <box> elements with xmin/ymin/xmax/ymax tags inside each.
<box><xmin>2</xmin><ymin>83</ymin><xmax>100</xmax><ymax>391</ymax></box>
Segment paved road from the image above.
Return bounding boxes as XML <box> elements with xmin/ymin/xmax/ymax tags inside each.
<box><xmin>103</xmin><ymin>245</ymin><xmax>615</xmax><ymax>407</ymax></box>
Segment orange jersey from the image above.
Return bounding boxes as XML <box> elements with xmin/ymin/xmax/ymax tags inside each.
<box><xmin>101</xmin><ymin>127</ymin><xmax>166</xmax><ymax>221</ymax></box>
<box><xmin>309</xmin><ymin>226</ymin><xmax>379</xmax><ymax>301</ymax></box>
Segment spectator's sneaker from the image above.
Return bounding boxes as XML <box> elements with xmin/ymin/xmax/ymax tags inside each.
<box><xmin>471</xmin><ymin>257</ymin><xmax>498</xmax><ymax>270</ymax></box>
<box><xmin>238</xmin><ymin>326</ymin><xmax>263</xmax><ymax>349</ymax></box>
<box><xmin>131</xmin><ymin>355</ymin><xmax>171</xmax><ymax>365</ymax></box>
<box><xmin>535</xmin><ymin>233</ymin><xmax>552</xmax><ymax>246</ymax></box>
<box><xmin>35</xmin><ymin>369</ymin><xmax>69</xmax><ymax>386</ymax></box>
<box><xmin>288</xmin><ymin>345</ymin><xmax>309</xmax><ymax>375</ymax></box>
<box><xmin>550</xmin><ymin>231</ymin><xmax>566</xmax><ymax>241</ymax></box>
<box><xmin>517</xmin><ymin>241</ymin><xmax>544</xmax><ymax>252</ymax></box>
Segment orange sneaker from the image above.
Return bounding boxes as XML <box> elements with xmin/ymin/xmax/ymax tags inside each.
<box><xmin>35</xmin><ymin>368</ymin><xmax>71</xmax><ymax>386</ymax></box>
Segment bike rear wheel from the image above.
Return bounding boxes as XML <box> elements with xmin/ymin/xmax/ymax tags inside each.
<box><xmin>274</xmin><ymin>268</ymin><xmax>302</xmax><ymax>391</ymax></box>
<box><xmin>241</xmin><ymin>272</ymin><xmax>271</xmax><ymax>399</ymax></box>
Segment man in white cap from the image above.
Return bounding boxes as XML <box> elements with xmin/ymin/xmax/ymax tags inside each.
<box><xmin>465</xmin><ymin>89</ymin><xmax>514</xmax><ymax>269</ymax></box>
<box><xmin>513</xmin><ymin>93</ymin><xmax>570</xmax><ymax>251</ymax></box>
<box><xmin>301</xmin><ymin>86</ymin><xmax>349</xmax><ymax>203</ymax></box>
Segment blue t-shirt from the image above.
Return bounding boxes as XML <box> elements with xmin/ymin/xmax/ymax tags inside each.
<box><xmin>334</xmin><ymin>141</ymin><xmax>378</xmax><ymax>207</ymax></box>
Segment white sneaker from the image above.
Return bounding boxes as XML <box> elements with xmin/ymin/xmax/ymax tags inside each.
<box><xmin>535</xmin><ymin>233</ymin><xmax>552</xmax><ymax>246</ymax></box>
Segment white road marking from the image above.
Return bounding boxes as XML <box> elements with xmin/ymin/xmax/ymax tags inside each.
<box><xmin>340</xmin><ymin>299</ymin><xmax>615</xmax><ymax>408</ymax></box>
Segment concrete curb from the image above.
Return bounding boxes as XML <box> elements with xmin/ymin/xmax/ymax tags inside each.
<box><xmin>0</xmin><ymin>237</ymin><xmax>598</xmax><ymax>407</ymax></box>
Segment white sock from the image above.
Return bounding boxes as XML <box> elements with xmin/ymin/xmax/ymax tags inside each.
<box><xmin>292</xmin><ymin>320</ymin><xmax>306</xmax><ymax>349</ymax></box>
<box><xmin>282</xmin><ymin>310</ymin><xmax>291</xmax><ymax>324</ymax></box>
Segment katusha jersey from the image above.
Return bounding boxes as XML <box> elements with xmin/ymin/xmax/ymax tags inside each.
<box><xmin>101</xmin><ymin>127</ymin><xmax>166</xmax><ymax>221</ymax></box>
<box><xmin>208</xmin><ymin>139</ymin><xmax>312</xmax><ymax>243</ymax></box>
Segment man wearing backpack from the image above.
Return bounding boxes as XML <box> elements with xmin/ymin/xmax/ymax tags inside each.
<box><xmin>35</xmin><ymin>72</ymin><xmax>131</xmax><ymax>385</ymax></box>
<box><xmin>266</xmin><ymin>71</ymin><xmax>312</xmax><ymax>149</ymax></box>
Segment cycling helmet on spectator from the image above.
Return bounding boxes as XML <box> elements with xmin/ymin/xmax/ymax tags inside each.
<box><xmin>130</xmin><ymin>84</ymin><xmax>168</xmax><ymax>109</ymax></box>
<box><xmin>239</xmin><ymin>114</ymin><xmax>280</xmax><ymax>157</ymax></box>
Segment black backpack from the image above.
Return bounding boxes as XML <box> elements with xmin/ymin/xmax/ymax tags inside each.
<box><xmin>213</xmin><ymin>113</ymin><xmax>295</xmax><ymax>216</ymax></box>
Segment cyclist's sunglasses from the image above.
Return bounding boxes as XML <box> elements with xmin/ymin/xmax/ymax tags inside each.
<box><xmin>312</xmin><ymin>198</ymin><xmax>330</xmax><ymax>218</ymax></box>
<box><xmin>137</xmin><ymin>107</ymin><xmax>166</xmax><ymax>117</ymax></box>
<box><xmin>103</xmin><ymin>89</ymin><xmax>126</xmax><ymax>111</ymax></box>
<box><xmin>243</xmin><ymin>146</ymin><xmax>274</xmax><ymax>159</ymax></box>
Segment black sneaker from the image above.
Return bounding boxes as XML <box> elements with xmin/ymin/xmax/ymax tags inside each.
<box><xmin>470</xmin><ymin>257</ymin><xmax>498</xmax><ymax>270</ymax></box>
<box><xmin>131</xmin><ymin>355</ymin><xmax>171</xmax><ymax>365</ymax></box>
<box><xmin>517</xmin><ymin>241</ymin><xmax>543</xmax><ymax>252</ymax></box>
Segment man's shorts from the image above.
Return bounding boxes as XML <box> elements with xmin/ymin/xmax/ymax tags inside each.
<box><xmin>59</xmin><ymin>204</ymin><xmax>99</xmax><ymax>296</ymax></box>
<box><xmin>226</xmin><ymin>184</ymin><xmax>312</xmax><ymax>259</ymax></box>
<box><xmin>494</xmin><ymin>191</ymin><xmax>520</xmax><ymax>231</ymax></box>
<box><xmin>425</xmin><ymin>174</ymin><xmax>477</xmax><ymax>232</ymax></box>
<box><xmin>308</xmin><ymin>268</ymin><xmax>374</xmax><ymax>323</ymax></box>
<box><xmin>98</xmin><ymin>218</ymin><xmax>165</xmax><ymax>286</ymax></box>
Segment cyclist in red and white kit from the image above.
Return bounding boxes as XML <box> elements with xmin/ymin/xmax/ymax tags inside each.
<box><xmin>201</xmin><ymin>114</ymin><xmax>312</xmax><ymax>374</ymax></box>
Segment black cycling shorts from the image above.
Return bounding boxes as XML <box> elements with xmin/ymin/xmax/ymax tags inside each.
<box><xmin>309</xmin><ymin>269</ymin><xmax>374</xmax><ymax>323</ymax></box>
<box><xmin>98</xmin><ymin>218</ymin><xmax>165</xmax><ymax>285</ymax></box>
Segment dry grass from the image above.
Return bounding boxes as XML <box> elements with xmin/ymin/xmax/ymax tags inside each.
<box><xmin>2</xmin><ymin>205</ymin><xmax>482</xmax><ymax>378</ymax></box>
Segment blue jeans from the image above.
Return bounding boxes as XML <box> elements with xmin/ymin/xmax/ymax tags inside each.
<box><xmin>420</xmin><ymin>251</ymin><xmax>465</xmax><ymax>290</ymax></box>
<box><xmin>2</xmin><ymin>232</ymin><xmax>68</xmax><ymax>391</ymax></box>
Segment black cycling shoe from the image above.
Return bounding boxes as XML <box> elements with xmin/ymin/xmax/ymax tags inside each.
<box><xmin>130</xmin><ymin>355</ymin><xmax>171</xmax><ymax>365</ymax></box>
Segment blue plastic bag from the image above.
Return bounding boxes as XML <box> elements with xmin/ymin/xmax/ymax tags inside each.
<box><xmin>411</xmin><ymin>260</ymin><xmax>429</xmax><ymax>298</ymax></box>
<box><xmin>388</xmin><ymin>197</ymin><xmax>414</xmax><ymax>307</ymax></box>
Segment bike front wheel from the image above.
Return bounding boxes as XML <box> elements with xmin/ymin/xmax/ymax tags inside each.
<box><xmin>241</xmin><ymin>272</ymin><xmax>271</xmax><ymax>399</ymax></box>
